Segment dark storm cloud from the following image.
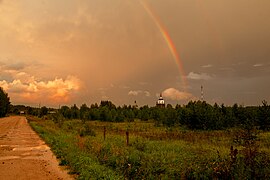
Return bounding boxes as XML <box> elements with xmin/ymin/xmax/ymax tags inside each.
<box><xmin>152</xmin><ymin>0</ymin><xmax>270</xmax><ymax>77</ymax></box>
<box><xmin>6</xmin><ymin>62</ymin><xmax>26</xmax><ymax>70</ymax></box>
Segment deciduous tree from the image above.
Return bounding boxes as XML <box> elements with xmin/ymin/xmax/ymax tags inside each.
<box><xmin>0</xmin><ymin>87</ymin><xmax>10</xmax><ymax>117</ymax></box>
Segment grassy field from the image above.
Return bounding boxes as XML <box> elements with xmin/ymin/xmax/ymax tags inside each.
<box><xmin>28</xmin><ymin>116</ymin><xmax>270</xmax><ymax>179</ymax></box>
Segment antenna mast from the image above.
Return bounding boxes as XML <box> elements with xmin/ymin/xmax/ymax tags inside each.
<box><xmin>201</xmin><ymin>85</ymin><xmax>204</xmax><ymax>101</ymax></box>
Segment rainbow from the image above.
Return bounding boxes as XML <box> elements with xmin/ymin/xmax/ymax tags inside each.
<box><xmin>139</xmin><ymin>0</ymin><xmax>188</xmax><ymax>90</ymax></box>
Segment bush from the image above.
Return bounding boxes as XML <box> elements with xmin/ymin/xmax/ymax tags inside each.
<box><xmin>79</xmin><ymin>124</ymin><xmax>96</xmax><ymax>137</ymax></box>
<box><xmin>131</xmin><ymin>137</ymin><xmax>147</xmax><ymax>152</ymax></box>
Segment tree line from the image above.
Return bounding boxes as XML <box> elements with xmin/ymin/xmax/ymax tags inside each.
<box><xmin>9</xmin><ymin>100</ymin><xmax>270</xmax><ymax>131</ymax></box>
<box><xmin>1</xmin><ymin>85</ymin><xmax>269</xmax><ymax>130</ymax></box>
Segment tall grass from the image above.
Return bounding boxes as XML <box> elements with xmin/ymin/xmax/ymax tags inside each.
<box><xmin>29</xmin><ymin>118</ymin><xmax>122</xmax><ymax>179</ymax></box>
<box><xmin>28</xmin><ymin>116</ymin><xmax>270</xmax><ymax>179</ymax></box>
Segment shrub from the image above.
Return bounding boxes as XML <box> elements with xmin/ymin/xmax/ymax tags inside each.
<box><xmin>79</xmin><ymin>124</ymin><xmax>96</xmax><ymax>137</ymax></box>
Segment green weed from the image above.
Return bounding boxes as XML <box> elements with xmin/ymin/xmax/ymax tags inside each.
<box><xmin>28</xmin><ymin>117</ymin><xmax>270</xmax><ymax>179</ymax></box>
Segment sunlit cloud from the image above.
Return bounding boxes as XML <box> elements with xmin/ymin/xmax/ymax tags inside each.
<box><xmin>128</xmin><ymin>90</ymin><xmax>151</xmax><ymax>97</ymax></box>
<box><xmin>128</xmin><ymin>91</ymin><xmax>140</xmax><ymax>96</ymax></box>
<box><xmin>202</xmin><ymin>64</ymin><xmax>213</xmax><ymax>68</ymax></box>
<box><xmin>253</xmin><ymin>63</ymin><xmax>263</xmax><ymax>67</ymax></box>
<box><xmin>187</xmin><ymin>72</ymin><xmax>213</xmax><ymax>80</ymax></box>
<box><xmin>0</xmin><ymin>66</ymin><xmax>82</xmax><ymax>105</ymax></box>
<box><xmin>144</xmin><ymin>91</ymin><xmax>151</xmax><ymax>97</ymax></box>
<box><xmin>1</xmin><ymin>76</ymin><xmax>81</xmax><ymax>104</ymax></box>
<box><xmin>101</xmin><ymin>95</ymin><xmax>109</xmax><ymax>100</ymax></box>
<box><xmin>163</xmin><ymin>88</ymin><xmax>194</xmax><ymax>101</ymax></box>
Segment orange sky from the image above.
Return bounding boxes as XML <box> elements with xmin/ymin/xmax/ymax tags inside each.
<box><xmin>0</xmin><ymin>0</ymin><xmax>270</xmax><ymax>107</ymax></box>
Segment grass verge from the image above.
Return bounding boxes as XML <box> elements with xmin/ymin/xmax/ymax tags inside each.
<box><xmin>28</xmin><ymin>116</ymin><xmax>270</xmax><ymax>179</ymax></box>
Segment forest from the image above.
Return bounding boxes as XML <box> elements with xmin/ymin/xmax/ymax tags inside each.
<box><xmin>10</xmin><ymin>100</ymin><xmax>270</xmax><ymax>131</ymax></box>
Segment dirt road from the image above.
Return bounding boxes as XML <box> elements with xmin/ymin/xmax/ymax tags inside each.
<box><xmin>0</xmin><ymin>116</ymin><xmax>72</xmax><ymax>180</ymax></box>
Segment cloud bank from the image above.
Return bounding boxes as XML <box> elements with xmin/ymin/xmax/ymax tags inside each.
<box><xmin>163</xmin><ymin>88</ymin><xmax>194</xmax><ymax>101</ymax></box>
<box><xmin>253</xmin><ymin>64</ymin><xmax>263</xmax><ymax>67</ymax></box>
<box><xmin>128</xmin><ymin>90</ymin><xmax>151</xmax><ymax>97</ymax></box>
<box><xmin>0</xmin><ymin>64</ymin><xmax>81</xmax><ymax>105</ymax></box>
<box><xmin>187</xmin><ymin>72</ymin><xmax>213</xmax><ymax>80</ymax></box>
<box><xmin>202</xmin><ymin>64</ymin><xmax>213</xmax><ymax>68</ymax></box>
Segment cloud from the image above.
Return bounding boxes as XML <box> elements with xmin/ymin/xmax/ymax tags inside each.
<box><xmin>219</xmin><ymin>67</ymin><xmax>235</xmax><ymax>71</ymax></box>
<box><xmin>253</xmin><ymin>63</ymin><xmax>263</xmax><ymax>67</ymax></box>
<box><xmin>163</xmin><ymin>88</ymin><xmax>194</xmax><ymax>101</ymax></box>
<box><xmin>128</xmin><ymin>90</ymin><xmax>151</xmax><ymax>97</ymax></box>
<box><xmin>119</xmin><ymin>85</ymin><xmax>130</xmax><ymax>89</ymax></box>
<box><xmin>128</xmin><ymin>90</ymin><xmax>140</xmax><ymax>96</ymax></box>
<box><xmin>101</xmin><ymin>95</ymin><xmax>109</xmax><ymax>100</ymax></box>
<box><xmin>202</xmin><ymin>64</ymin><xmax>213</xmax><ymax>68</ymax></box>
<box><xmin>187</xmin><ymin>72</ymin><xmax>213</xmax><ymax>80</ymax></box>
<box><xmin>144</xmin><ymin>91</ymin><xmax>151</xmax><ymax>97</ymax></box>
<box><xmin>6</xmin><ymin>62</ymin><xmax>27</xmax><ymax>70</ymax></box>
<box><xmin>0</xmin><ymin>67</ymin><xmax>82</xmax><ymax>105</ymax></box>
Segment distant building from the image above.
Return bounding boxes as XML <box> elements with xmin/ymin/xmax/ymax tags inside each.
<box><xmin>156</xmin><ymin>93</ymin><xmax>165</xmax><ymax>108</ymax></box>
